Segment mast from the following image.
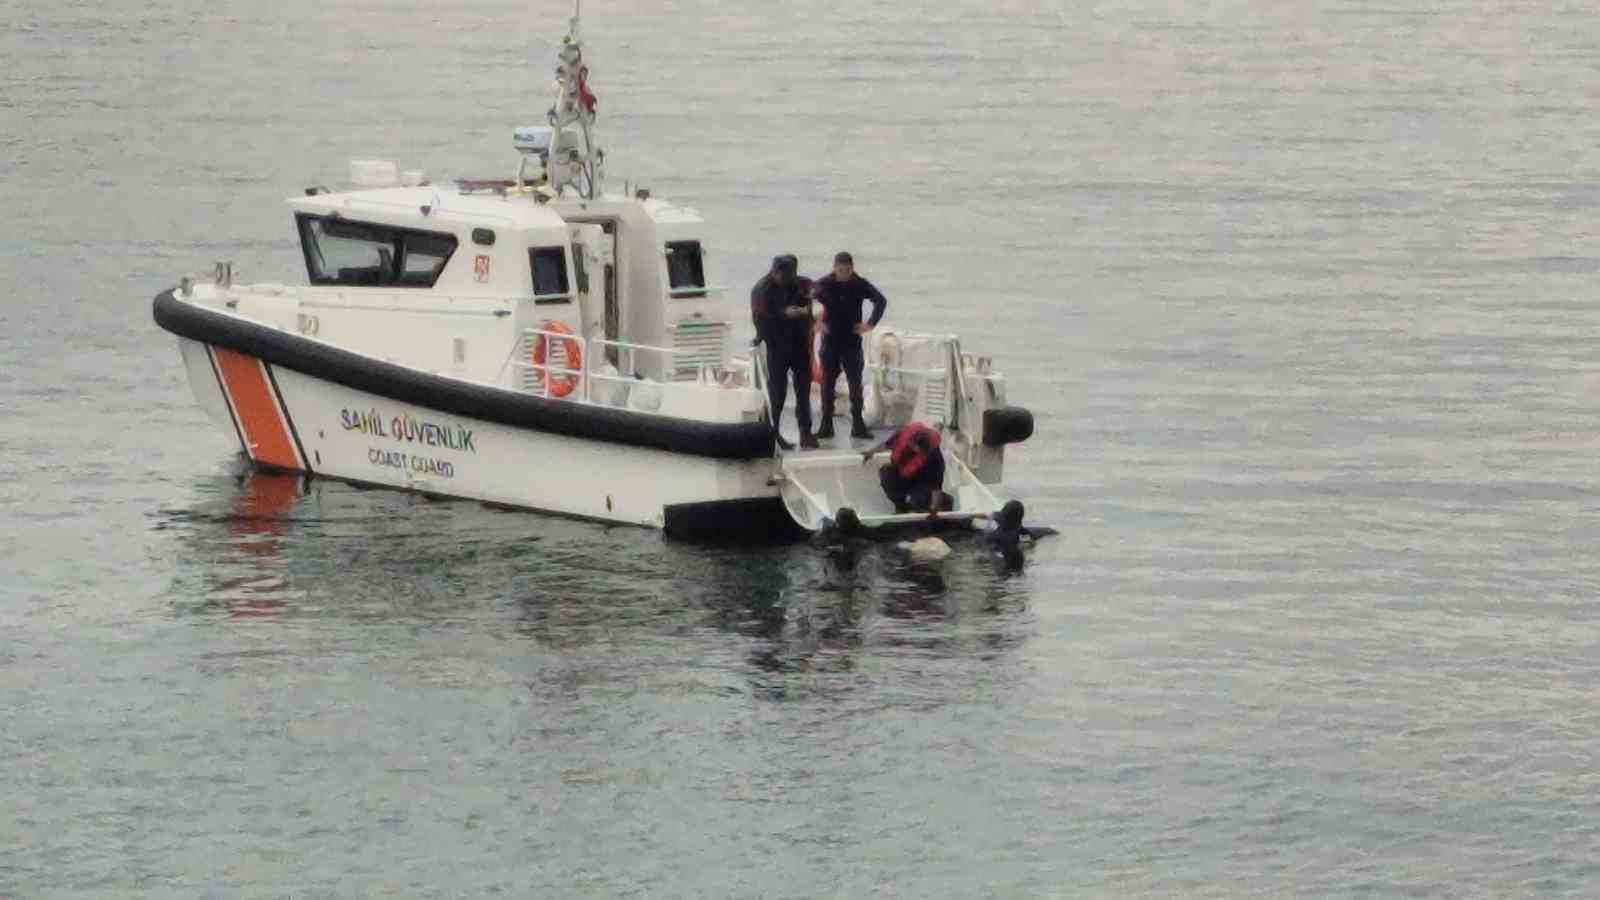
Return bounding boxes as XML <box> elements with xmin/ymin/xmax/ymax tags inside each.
<box><xmin>546</xmin><ymin>0</ymin><xmax>603</xmax><ymax>199</ymax></box>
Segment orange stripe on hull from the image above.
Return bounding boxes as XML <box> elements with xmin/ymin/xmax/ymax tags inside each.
<box><xmin>212</xmin><ymin>348</ymin><xmax>302</xmax><ymax>470</ymax></box>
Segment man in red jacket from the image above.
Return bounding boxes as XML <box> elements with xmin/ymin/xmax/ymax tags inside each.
<box><xmin>861</xmin><ymin>422</ymin><xmax>953</xmax><ymax>516</ymax></box>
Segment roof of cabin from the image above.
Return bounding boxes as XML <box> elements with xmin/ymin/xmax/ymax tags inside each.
<box><xmin>288</xmin><ymin>186</ymin><xmax>571</xmax><ymax>232</ymax></box>
<box><xmin>287</xmin><ymin>186</ymin><xmax>707</xmax><ymax>233</ymax></box>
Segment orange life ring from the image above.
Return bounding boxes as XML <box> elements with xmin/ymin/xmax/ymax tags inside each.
<box><xmin>532</xmin><ymin>320</ymin><xmax>583</xmax><ymax>398</ymax></box>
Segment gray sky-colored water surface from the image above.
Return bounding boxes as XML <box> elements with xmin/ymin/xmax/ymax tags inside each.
<box><xmin>4</xmin><ymin>0</ymin><xmax>1600</xmax><ymax>895</ymax></box>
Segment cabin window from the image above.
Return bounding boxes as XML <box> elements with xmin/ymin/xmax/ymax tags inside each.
<box><xmin>665</xmin><ymin>241</ymin><xmax>706</xmax><ymax>297</ymax></box>
<box><xmin>296</xmin><ymin>214</ymin><xmax>458</xmax><ymax>288</ymax></box>
<box><xmin>529</xmin><ymin>246</ymin><xmax>570</xmax><ymax>300</ymax></box>
<box><xmin>398</xmin><ymin>231</ymin><xmax>457</xmax><ymax>286</ymax></box>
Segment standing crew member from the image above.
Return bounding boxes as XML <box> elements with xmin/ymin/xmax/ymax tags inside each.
<box><xmin>861</xmin><ymin>421</ymin><xmax>953</xmax><ymax>517</ymax></box>
<box><xmin>750</xmin><ymin>254</ymin><xmax>817</xmax><ymax>450</ymax></box>
<box><xmin>812</xmin><ymin>251</ymin><xmax>887</xmax><ymax>440</ymax></box>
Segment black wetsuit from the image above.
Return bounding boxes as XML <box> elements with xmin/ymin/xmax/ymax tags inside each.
<box><xmin>981</xmin><ymin>501</ymin><xmax>1057</xmax><ymax>569</ymax></box>
<box><xmin>812</xmin><ymin>273</ymin><xmax>887</xmax><ymax>426</ymax></box>
<box><xmin>750</xmin><ymin>272</ymin><xmax>815</xmax><ymax>436</ymax></box>
<box><xmin>879</xmin><ymin>448</ymin><xmax>948</xmax><ymax>513</ymax></box>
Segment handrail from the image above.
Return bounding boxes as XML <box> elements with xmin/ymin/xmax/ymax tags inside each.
<box><xmin>589</xmin><ymin>337</ymin><xmax>686</xmax><ymax>359</ymax></box>
<box><xmin>590</xmin><ymin>336</ymin><xmax>713</xmax><ymax>383</ymax></box>
<box><xmin>751</xmin><ymin>348</ymin><xmax>778</xmax><ymax>456</ymax></box>
<box><xmin>512</xmin><ymin>329</ymin><xmax>750</xmax><ymax>406</ymax></box>
<box><xmin>945</xmin><ymin>337</ymin><xmax>966</xmax><ymax>434</ymax></box>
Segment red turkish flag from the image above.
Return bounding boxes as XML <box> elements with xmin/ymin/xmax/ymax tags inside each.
<box><xmin>576</xmin><ymin>66</ymin><xmax>598</xmax><ymax>114</ymax></box>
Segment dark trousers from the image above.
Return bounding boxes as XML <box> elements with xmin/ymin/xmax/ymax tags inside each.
<box><xmin>879</xmin><ymin>465</ymin><xmax>953</xmax><ymax>514</ymax></box>
<box><xmin>820</xmin><ymin>337</ymin><xmax>865</xmax><ymax>423</ymax></box>
<box><xmin>765</xmin><ymin>340</ymin><xmax>812</xmax><ymax>435</ymax></box>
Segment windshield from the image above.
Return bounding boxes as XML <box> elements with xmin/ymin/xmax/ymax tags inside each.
<box><xmin>296</xmin><ymin>215</ymin><xmax>458</xmax><ymax>288</ymax></box>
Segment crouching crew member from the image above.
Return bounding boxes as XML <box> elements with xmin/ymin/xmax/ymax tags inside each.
<box><xmin>862</xmin><ymin>421</ymin><xmax>953</xmax><ymax>517</ymax></box>
<box><xmin>750</xmin><ymin>254</ymin><xmax>817</xmax><ymax>450</ymax></box>
<box><xmin>813</xmin><ymin>251</ymin><xmax>887</xmax><ymax>441</ymax></box>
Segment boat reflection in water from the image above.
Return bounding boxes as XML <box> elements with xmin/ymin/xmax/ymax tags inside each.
<box><xmin>160</xmin><ymin>469</ymin><xmax>1037</xmax><ymax>702</ymax></box>
<box><xmin>168</xmin><ymin>471</ymin><xmax>308</xmax><ymax>620</ymax></box>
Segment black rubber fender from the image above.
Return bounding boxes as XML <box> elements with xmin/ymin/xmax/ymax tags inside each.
<box><xmin>982</xmin><ymin>406</ymin><xmax>1034</xmax><ymax>447</ymax></box>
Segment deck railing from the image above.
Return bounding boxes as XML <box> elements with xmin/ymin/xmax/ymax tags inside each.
<box><xmin>510</xmin><ymin>329</ymin><xmax>739</xmax><ymax>409</ymax></box>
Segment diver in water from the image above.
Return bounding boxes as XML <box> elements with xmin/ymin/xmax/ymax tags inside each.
<box><xmin>977</xmin><ymin>500</ymin><xmax>1057</xmax><ymax>570</ymax></box>
<box><xmin>812</xmin><ymin>507</ymin><xmax>869</xmax><ymax>564</ymax></box>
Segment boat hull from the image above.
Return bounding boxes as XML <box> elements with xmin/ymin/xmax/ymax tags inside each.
<box><xmin>158</xmin><ymin>285</ymin><xmax>794</xmax><ymax>537</ymax></box>
<box><xmin>178</xmin><ymin>336</ymin><xmax>790</xmax><ymax>535</ymax></box>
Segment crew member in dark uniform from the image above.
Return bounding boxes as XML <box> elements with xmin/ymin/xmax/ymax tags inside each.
<box><xmin>812</xmin><ymin>251</ymin><xmax>887</xmax><ymax>441</ymax></box>
<box><xmin>750</xmin><ymin>254</ymin><xmax>817</xmax><ymax>450</ymax></box>
<box><xmin>861</xmin><ymin>421</ymin><xmax>953</xmax><ymax>516</ymax></box>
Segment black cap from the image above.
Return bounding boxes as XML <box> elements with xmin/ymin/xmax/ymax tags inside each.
<box><xmin>834</xmin><ymin>251</ymin><xmax>854</xmax><ymax>266</ymax></box>
<box><xmin>772</xmin><ymin>254</ymin><xmax>798</xmax><ymax>273</ymax></box>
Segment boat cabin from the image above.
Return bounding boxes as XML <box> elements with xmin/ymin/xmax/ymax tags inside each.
<box><xmin>283</xmin><ymin>170</ymin><xmax>731</xmax><ymax>392</ymax></box>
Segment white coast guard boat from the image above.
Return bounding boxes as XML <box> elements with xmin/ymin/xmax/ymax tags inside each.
<box><xmin>153</xmin><ymin>5</ymin><xmax>1034</xmax><ymax>538</ymax></box>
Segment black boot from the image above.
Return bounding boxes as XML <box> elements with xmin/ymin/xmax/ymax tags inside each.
<box><xmin>815</xmin><ymin>421</ymin><xmax>835</xmax><ymax>440</ymax></box>
<box><xmin>799</xmin><ymin>431</ymin><xmax>819</xmax><ymax>450</ymax></box>
<box><xmin>774</xmin><ymin>431</ymin><xmax>795</xmax><ymax>451</ymax></box>
<box><xmin>850</xmin><ymin>419</ymin><xmax>873</xmax><ymax>440</ymax></box>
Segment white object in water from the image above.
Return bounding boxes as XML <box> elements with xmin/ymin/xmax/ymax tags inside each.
<box><xmin>898</xmin><ymin>536</ymin><xmax>952</xmax><ymax>563</ymax></box>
